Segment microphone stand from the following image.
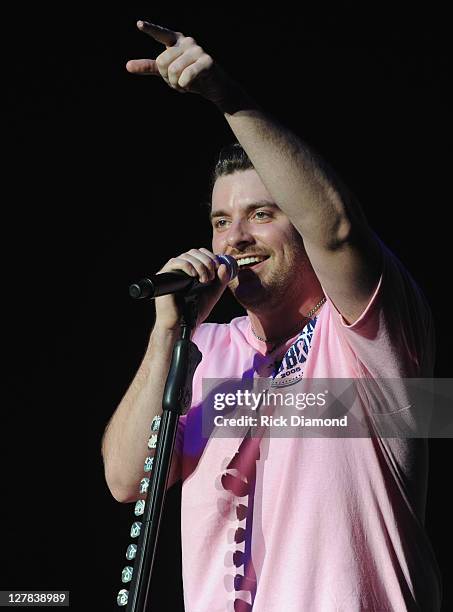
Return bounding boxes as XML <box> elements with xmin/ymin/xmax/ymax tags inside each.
<box><xmin>124</xmin><ymin>294</ymin><xmax>202</xmax><ymax>611</ymax></box>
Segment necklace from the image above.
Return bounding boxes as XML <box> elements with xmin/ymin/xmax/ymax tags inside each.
<box><xmin>251</xmin><ymin>296</ymin><xmax>326</xmax><ymax>344</ymax></box>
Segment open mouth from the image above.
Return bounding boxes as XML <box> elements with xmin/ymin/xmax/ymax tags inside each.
<box><xmin>236</xmin><ymin>255</ymin><xmax>269</xmax><ymax>270</ymax></box>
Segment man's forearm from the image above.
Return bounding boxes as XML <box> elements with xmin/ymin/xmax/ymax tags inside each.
<box><xmin>219</xmin><ymin>90</ymin><xmax>359</xmax><ymax>248</ymax></box>
<box><xmin>101</xmin><ymin>326</ymin><xmax>179</xmax><ymax>502</ymax></box>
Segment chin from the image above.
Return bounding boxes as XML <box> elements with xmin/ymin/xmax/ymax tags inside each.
<box><xmin>229</xmin><ymin>278</ymin><xmax>273</xmax><ymax>310</ymax></box>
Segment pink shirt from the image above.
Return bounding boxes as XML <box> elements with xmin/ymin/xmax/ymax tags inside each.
<box><xmin>173</xmin><ymin>242</ymin><xmax>442</xmax><ymax>611</ymax></box>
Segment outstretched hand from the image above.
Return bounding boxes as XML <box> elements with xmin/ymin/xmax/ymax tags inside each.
<box><xmin>126</xmin><ymin>20</ymin><xmax>231</xmax><ymax>105</ymax></box>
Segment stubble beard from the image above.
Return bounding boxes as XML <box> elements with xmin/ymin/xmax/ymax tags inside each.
<box><xmin>226</xmin><ymin>228</ymin><xmax>310</xmax><ymax>312</ymax></box>
<box><xmin>229</xmin><ymin>254</ymin><xmax>305</xmax><ymax>313</ymax></box>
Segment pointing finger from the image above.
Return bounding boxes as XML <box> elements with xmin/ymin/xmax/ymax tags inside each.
<box><xmin>137</xmin><ymin>20</ymin><xmax>180</xmax><ymax>47</ymax></box>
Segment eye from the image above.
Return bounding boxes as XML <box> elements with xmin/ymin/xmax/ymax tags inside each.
<box><xmin>213</xmin><ymin>218</ymin><xmax>230</xmax><ymax>230</ymax></box>
<box><xmin>253</xmin><ymin>210</ymin><xmax>272</xmax><ymax>221</ymax></box>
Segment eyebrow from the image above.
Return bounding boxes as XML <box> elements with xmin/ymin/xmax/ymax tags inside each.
<box><xmin>209</xmin><ymin>200</ymin><xmax>278</xmax><ymax>221</ymax></box>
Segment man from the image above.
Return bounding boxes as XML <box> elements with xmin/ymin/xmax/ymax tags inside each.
<box><xmin>102</xmin><ymin>21</ymin><xmax>442</xmax><ymax>611</ymax></box>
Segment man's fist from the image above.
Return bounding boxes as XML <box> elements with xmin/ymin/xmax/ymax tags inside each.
<box><xmin>154</xmin><ymin>248</ymin><xmax>233</xmax><ymax>332</ymax></box>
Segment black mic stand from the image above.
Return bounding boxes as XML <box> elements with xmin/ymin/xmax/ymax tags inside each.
<box><xmin>124</xmin><ymin>294</ymin><xmax>202</xmax><ymax>611</ymax></box>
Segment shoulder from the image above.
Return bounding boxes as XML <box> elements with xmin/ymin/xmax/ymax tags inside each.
<box><xmin>192</xmin><ymin>316</ymin><xmax>249</xmax><ymax>353</ymax></box>
<box><xmin>321</xmin><ymin>239</ymin><xmax>434</xmax><ymax>375</ymax></box>
<box><xmin>324</xmin><ymin>239</ymin><xmax>432</xmax><ymax>331</ymax></box>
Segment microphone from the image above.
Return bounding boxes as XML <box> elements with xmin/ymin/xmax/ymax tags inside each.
<box><xmin>129</xmin><ymin>254</ymin><xmax>238</xmax><ymax>299</ymax></box>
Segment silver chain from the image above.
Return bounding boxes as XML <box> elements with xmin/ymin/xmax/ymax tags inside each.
<box><xmin>251</xmin><ymin>296</ymin><xmax>326</xmax><ymax>343</ymax></box>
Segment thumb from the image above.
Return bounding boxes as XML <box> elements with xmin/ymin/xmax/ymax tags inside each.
<box><xmin>125</xmin><ymin>58</ymin><xmax>160</xmax><ymax>75</ymax></box>
<box><xmin>217</xmin><ymin>263</ymin><xmax>233</xmax><ymax>286</ymax></box>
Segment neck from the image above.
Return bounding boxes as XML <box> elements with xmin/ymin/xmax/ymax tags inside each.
<box><xmin>238</xmin><ymin>254</ymin><xmax>326</xmax><ymax>345</ymax></box>
<box><xmin>247</xmin><ymin>293</ymin><xmax>325</xmax><ymax>344</ymax></box>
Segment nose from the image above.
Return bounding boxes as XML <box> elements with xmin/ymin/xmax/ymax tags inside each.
<box><xmin>224</xmin><ymin>218</ymin><xmax>255</xmax><ymax>251</ymax></box>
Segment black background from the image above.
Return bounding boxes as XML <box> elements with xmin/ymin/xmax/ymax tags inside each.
<box><xmin>3</xmin><ymin>3</ymin><xmax>450</xmax><ymax>611</ymax></box>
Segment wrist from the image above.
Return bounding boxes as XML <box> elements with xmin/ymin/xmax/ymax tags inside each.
<box><xmin>151</xmin><ymin>324</ymin><xmax>181</xmax><ymax>343</ymax></box>
<box><xmin>151</xmin><ymin>322</ymin><xmax>200</xmax><ymax>348</ymax></box>
<box><xmin>210</xmin><ymin>66</ymin><xmax>258</xmax><ymax>115</ymax></box>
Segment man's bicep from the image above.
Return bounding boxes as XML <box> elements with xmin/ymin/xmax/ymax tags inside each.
<box><xmin>303</xmin><ymin>227</ymin><xmax>382</xmax><ymax>325</ymax></box>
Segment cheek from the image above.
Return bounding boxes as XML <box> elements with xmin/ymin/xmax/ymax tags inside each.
<box><xmin>255</xmin><ymin>226</ymin><xmax>287</xmax><ymax>252</ymax></box>
<box><xmin>212</xmin><ymin>233</ymin><xmax>222</xmax><ymax>253</ymax></box>
<box><xmin>283</xmin><ymin>235</ymin><xmax>307</xmax><ymax>266</ymax></box>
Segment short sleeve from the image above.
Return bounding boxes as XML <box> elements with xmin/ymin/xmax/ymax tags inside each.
<box><xmin>323</xmin><ymin>238</ymin><xmax>435</xmax><ymax>378</ymax></box>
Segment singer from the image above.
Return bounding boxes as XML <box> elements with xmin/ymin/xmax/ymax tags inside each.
<box><xmin>101</xmin><ymin>20</ymin><xmax>442</xmax><ymax>612</ymax></box>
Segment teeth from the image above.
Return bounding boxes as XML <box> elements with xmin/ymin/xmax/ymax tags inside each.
<box><xmin>237</xmin><ymin>256</ymin><xmax>265</xmax><ymax>267</ymax></box>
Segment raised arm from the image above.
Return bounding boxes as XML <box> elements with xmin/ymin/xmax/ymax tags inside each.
<box><xmin>127</xmin><ymin>20</ymin><xmax>381</xmax><ymax>324</ymax></box>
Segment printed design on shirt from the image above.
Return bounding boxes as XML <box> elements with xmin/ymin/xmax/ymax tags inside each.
<box><xmin>271</xmin><ymin>318</ymin><xmax>318</xmax><ymax>387</ymax></box>
<box><xmin>217</xmin><ymin>317</ymin><xmax>319</xmax><ymax>610</ymax></box>
<box><xmin>221</xmin><ymin>435</ymin><xmax>260</xmax><ymax>611</ymax></box>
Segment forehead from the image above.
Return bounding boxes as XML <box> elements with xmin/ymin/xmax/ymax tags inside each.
<box><xmin>211</xmin><ymin>169</ymin><xmax>275</xmax><ymax>213</ymax></box>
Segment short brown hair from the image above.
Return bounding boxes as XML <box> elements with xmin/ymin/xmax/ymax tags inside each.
<box><xmin>209</xmin><ymin>142</ymin><xmax>254</xmax><ymax>194</ymax></box>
